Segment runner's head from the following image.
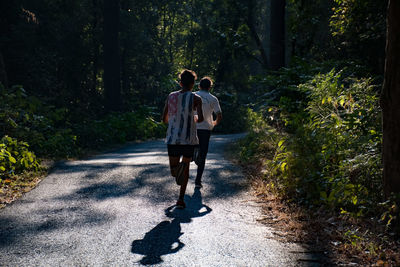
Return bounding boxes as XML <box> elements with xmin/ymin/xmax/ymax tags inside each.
<box><xmin>199</xmin><ymin>76</ymin><xmax>213</xmax><ymax>91</ymax></box>
<box><xmin>179</xmin><ymin>69</ymin><xmax>197</xmax><ymax>90</ymax></box>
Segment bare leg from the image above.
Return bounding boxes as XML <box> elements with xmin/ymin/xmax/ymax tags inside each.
<box><xmin>169</xmin><ymin>156</ymin><xmax>180</xmax><ymax>177</ymax></box>
<box><xmin>178</xmin><ymin>156</ymin><xmax>191</xmax><ymax>200</ymax></box>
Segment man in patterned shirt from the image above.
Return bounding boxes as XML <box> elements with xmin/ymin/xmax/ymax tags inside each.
<box><xmin>162</xmin><ymin>69</ymin><xmax>204</xmax><ymax>209</ymax></box>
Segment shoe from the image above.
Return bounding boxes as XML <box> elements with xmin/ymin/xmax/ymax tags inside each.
<box><xmin>176</xmin><ymin>199</ymin><xmax>186</xmax><ymax>209</ymax></box>
<box><xmin>176</xmin><ymin>162</ymin><xmax>187</xmax><ymax>185</ymax></box>
<box><xmin>195</xmin><ymin>183</ymin><xmax>203</xmax><ymax>189</ymax></box>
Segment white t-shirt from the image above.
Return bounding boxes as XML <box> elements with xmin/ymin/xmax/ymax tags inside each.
<box><xmin>195</xmin><ymin>90</ymin><xmax>222</xmax><ymax>130</ymax></box>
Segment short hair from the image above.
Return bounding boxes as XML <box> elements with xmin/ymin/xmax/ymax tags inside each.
<box><xmin>199</xmin><ymin>76</ymin><xmax>213</xmax><ymax>90</ymax></box>
<box><xmin>179</xmin><ymin>69</ymin><xmax>197</xmax><ymax>87</ymax></box>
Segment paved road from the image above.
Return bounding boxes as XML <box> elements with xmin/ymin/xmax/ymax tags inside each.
<box><xmin>0</xmin><ymin>134</ymin><xmax>320</xmax><ymax>266</ymax></box>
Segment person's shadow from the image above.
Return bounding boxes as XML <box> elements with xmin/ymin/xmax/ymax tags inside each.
<box><xmin>131</xmin><ymin>188</ymin><xmax>212</xmax><ymax>265</ymax></box>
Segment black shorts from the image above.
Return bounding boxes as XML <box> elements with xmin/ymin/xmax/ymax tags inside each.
<box><xmin>167</xmin><ymin>145</ymin><xmax>195</xmax><ymax>158</ymax></box>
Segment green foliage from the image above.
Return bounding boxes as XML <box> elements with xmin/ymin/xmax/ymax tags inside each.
<box><xmin>76</xmin><ymin>109</ymin><xmax>166</xmax><ymax>149</ymax></box>
<box><xmin>0</xmin><ymin>84</ymin><xmax>78</xmax><ymax>157</ymax></box>
<box><xmin>287</xmin><ymin>0</ymin><xmax>386</xmax><ymax>73</ymax></box>
<box><xmin>237</xmin><ymin>108</ymin><xmax>277</xmax><ymax>163</ymax></box>
<box><xmin>0</xmin><ymin>136</ymin><xmax>40</xmax><ymax>178</ymax></box>
<box><xmin>329</xmin><ymin>0</ymin><xmax>387</xmax><ymax>72</ymax></box>
<box><xmin>0</xmin><ymin>83</ymin><xmax>166</xmax><ymax>158</ymax></box>
<box><xmin>213</xmin><ymin>90</ymin><xmax>250</xmax><ymax>134</ymax></box>
<box><xmin>239</xmin><ymin>63</ymin><xmax>382</xmax><ymax>218</ymax></box>
<box><xmin>379</xmin><ymin>193</ymin><xmax>400</xmax><ymax>230</ymax></box>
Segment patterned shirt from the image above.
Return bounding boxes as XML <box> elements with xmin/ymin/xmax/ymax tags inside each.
<box><xmin>165</xmin><ymin>91</ymin><xmax>199</xmax><ymax>145</ymax></box>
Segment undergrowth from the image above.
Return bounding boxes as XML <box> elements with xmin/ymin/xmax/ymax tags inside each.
<box><xmin>237</xmin><ymin>60</ymin><xmax>399</xmax><ymax>264</ymax></box>
<box><xmin>238</xmin><ymin>60</ymin><xmax>398</xmax><ymax>230</ymax></box>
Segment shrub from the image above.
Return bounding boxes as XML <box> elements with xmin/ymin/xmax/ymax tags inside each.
<box><xmin>239</xmin><ymin>64</ymin><xmax>382</xmax><ymax>217</ymax></box>
<box><xmin>0</xmin><ymin>136</ymin><xmax>40</xmax><ymax>178</ymax></box>
<box><xmin>75</xmin><ymin>109</ymin><xmax>166</xmax><ymax>150</ymax></box>
<box><xmin>1</xmin><ymin>84</ymin><xmax>166</xmax><ymax>158</ymax></box>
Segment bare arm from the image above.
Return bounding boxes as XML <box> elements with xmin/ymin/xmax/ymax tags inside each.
<box><xmin>213</xmin><ymin>112</ymin><xmax>222</xmax><ymax>126</ymax></box>
<box><xmin>194</xmin><ymin>95</ymin><xmax>204</xmax><ymax>123</ymax></box>
<box><xmin>162</xmin><ymin>98</ymin><xmax>168</xmax><ymax>124</ymax></box>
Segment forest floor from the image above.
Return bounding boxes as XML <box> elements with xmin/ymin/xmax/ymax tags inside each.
<box><xmin>226</xmin><ymin>143</ymin><xmax>400</xmax><ymax>266</ymax></box>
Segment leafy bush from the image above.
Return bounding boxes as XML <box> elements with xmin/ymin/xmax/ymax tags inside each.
<box><xmin>75</xmin><ymin>109</ymin><xmax>166</xmax><ymax>150</ymax></box>
<box><xmin>239</xmin><ymin>64</ymin><xmax>382</xmax><ymax>218</ymax></box>
<box><xmin>1</xmin><ymin>84</ymin><xmax>166</xmax><ymax>158</ymax></box>
<box><xmin>0</xmin><ymin>136</ymin><xmax>40</xmax><ymax>178</ymax></box>
<box><xmin>0</xmin><ymin>84</ymin><xmax>78</xmax><ymax>157</ymax></box>
<box><xmin>213</xmin><ymin>90</ymin><xmax>249</xmax><ymax>134</ymax></box>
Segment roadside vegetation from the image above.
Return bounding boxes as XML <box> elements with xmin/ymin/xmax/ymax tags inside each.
<box><xmin>233</xmin><ymin>0</ymin><xmax>400</xmax><ymax>264</ymax></box>
<box><xmin>236</xmin><ymin>60</ymin><xmax>399</xmax><ymax>265</ymax></box>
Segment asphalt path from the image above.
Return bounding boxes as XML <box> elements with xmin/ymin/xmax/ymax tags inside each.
<box><xmin>0</xmin><ymin>134</ymin><xmax>321</xmax><ymax>266</ymax></box>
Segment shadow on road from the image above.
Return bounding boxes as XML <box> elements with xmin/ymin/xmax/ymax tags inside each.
<box><xmin>131</xmin><ymin>188</ymin><xmax>212</xmax><ymax>265</ymax></box>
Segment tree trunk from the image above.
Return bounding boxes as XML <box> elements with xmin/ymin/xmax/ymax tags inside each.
<box><xmin>0</xmin><ymin>50</ymin><xmax>8</xmax><ymax>88</ymax></box>
<box><xmin>91</xmin><ymin>0</ymin><xmax>99</xmax><ymax>95</ymax></box>
<box><xmin>246</xmin><ymin>0</ymin><xmax>268</xmax><ymax>68</ymax></box>
<box><xmin>270</xmin><ymin>0</ymin><xmax>286</xmax><ymax>70</ymax></box>
<box><xmin>103</xmin><ymin>0</ymin><xmax>121</xmax><ymax>111</ymax></box>
<box><xmin>381</xmin><ymin>0</ymin><xmax>400</xmax><ymax>197</ymax></box>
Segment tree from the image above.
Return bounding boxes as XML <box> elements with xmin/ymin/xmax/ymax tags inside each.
<box><xmin>381</xmin><ymin>0</ymin><xmax>400</xmax><ymax>197</ymax></box>
<box><xmin>270</xmin><ymin>0</ymin><xmax>286</xmax><ymax>70</ymax></box>
<box><xmin>246</xmin><ymin>0</ymin><xmax>269</xmax><ymax>68</ymax></box>
<box><xmin>103</xmin><ymin>0</ymin><xmax>121</xmax><ymax>111</ymax></box>
<box><xmin>0</xmin><ymin>51</ymin><xmax>7</xmax><ymax>88</ymax></box>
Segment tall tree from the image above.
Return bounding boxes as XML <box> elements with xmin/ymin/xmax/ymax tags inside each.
<box><xmin>103</xmin><ymin>0</ymin><xmax>121</xmax><ymax>111</ymax></box>
<box><xmin>270</xmin><ymin>0</ymin><xmax>286</xmax><ymax>70</ymax></box>
<box><xmin>381</xmin><ymin>0</ymin><xmax>400</xmax><ymax>197</ymax></box>
<box><xmin>0</xmin><ymin>51</ymin><xmax>7</xmax><ymax>88</ymax></box>
<box><xmin>246</xmin><ymin>0</ymin><xmax>268</xmax><ymax>68</ymax></box>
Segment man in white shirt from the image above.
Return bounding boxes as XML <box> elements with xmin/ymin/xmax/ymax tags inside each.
<box><xmin>194</xmin><ymin>77</ymin><xmax>222</xmax><ymax>188</ymax></box>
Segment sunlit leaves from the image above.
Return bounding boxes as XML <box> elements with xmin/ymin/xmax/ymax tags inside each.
<box><xmin>0</xmin><ymin>136</ymin><xmax>40</xmax><ymax>178</ymax></box>
<box><xmin>240</xmin><ymin>62</ymin><xmax>382</xmax><ymax>218</ymax></box>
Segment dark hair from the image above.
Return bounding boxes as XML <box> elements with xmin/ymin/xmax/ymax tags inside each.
<box><xmin>199</xmin><ymin>76</ymin><xmax>213</xmax><ymax>90</ymax></box>
<box><xmin>179</xmin><ymin>69</ymin><xmax>197</xmax><ymax>87</ymax></box>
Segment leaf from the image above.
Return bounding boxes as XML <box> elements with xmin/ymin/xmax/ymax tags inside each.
<box><xmin>9</xmin><ymin>156</ymin><xmax>17</xmax><ymax>164</ymax></box>
<box><xmin>280</xmin><ymin>162</ymin><xmax>287</xmax><ymax>172</ymax></box>
<box><xmin>352</xmin><ymin>195</ymin><xmax>358</xmax><ymax>205</ymax></box>
<box><xmin>278</xmin><ymin>140</ymin><xmax>285</xmax><ymax>148</ymax></box>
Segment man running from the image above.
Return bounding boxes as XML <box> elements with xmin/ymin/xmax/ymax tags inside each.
<box><xmin>194</xmin><ymin>77</ymin><xmax>222</xmax><ymax>189</ymax></box>
<box><xmin>162</xmin><ymin>69</ymin><xmax>204</xmax><ymax>209</ymax></box>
